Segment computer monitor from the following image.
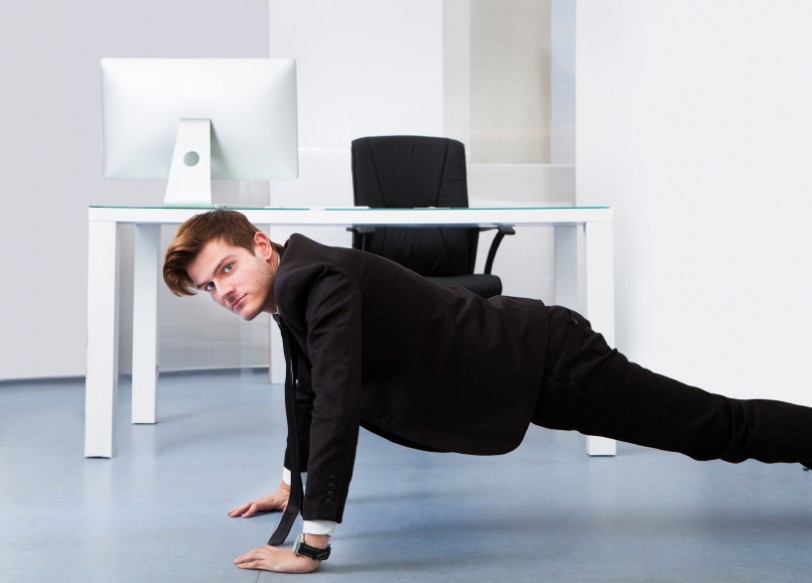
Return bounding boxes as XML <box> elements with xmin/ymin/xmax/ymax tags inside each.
<box><xmin>101</xmin><ymin>58</ymin><xmax>298</xmax><ymax>206</ymax></box>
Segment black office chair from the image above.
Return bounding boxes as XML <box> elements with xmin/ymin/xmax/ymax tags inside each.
<box><xmin>349</xmin><ymin>135</ymin><xmax>514</xmax><ymax>298</ymax></box>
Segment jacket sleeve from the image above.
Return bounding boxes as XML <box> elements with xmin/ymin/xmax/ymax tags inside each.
<box><xmin>282</xmin><ymin>265</ymin><xmax>363</xmax><ymax>524</ymax></box>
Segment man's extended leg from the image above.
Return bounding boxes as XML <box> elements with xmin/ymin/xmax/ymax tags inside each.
<box><xmin>533</xmin><ymin>306</ymin><xmax>812</xmax><ymax>467</ymax></box>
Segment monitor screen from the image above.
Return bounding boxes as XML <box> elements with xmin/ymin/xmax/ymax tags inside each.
<box><xmin>101</xmin><ymin>58</ymin><xmax>298</xmax><ymax>206</ymax></box>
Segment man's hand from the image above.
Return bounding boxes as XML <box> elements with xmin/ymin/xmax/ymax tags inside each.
<box><xmin>233</xmin><ymin>545</ymin><xmax>320</xmax><ymax>573</ymax></box>
<box><xmin>227</xmin><ymin>481</ymin><xmax>290</xmax><ymax>518</ymax></box>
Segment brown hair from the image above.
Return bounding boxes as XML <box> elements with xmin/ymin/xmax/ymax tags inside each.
<box><xmin>162</xmin><ymin>209</ymin><xmax>283</xmax><ymax>296</ymax></box>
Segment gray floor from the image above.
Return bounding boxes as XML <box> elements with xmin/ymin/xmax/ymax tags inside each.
<box><xmin>3</xmin><ymin>370</ymin><xmax>812</xmax><ymax>582</ymax></box>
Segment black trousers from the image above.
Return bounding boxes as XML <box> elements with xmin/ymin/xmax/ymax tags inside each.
<box><xmin>533</xmin><ymin>306</ymin><xmax>812</xmax><ymax>467</ymax></box>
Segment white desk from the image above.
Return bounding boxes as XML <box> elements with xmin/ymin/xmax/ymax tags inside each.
<box><xmin>85</xmin><ymin>206</ymin><xmax>616</xmax><ymax>458</ymax></box>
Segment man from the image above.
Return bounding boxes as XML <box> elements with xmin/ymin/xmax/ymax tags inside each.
<box><xmin>163</xmin><ymin>209</ymin><xmax>812</xmax><ymax>574</ymax></box>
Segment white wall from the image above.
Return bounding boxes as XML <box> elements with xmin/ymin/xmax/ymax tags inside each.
<box><xmin>0</xmin><ymin>0</ymin><xmax>270</xmax><ymax>380</ymax></box>
<box><xmin>469</xmin><ymin>0</ymin><xmax>552</xmax><ymax>164</ymax></box>
<box><xmin>266</xmin><ymin>0</ymin><xmax>445</xmax><ymax>235</ymax></box>
<box><xmin>577</xmin><ymin>1</ymin><xmax>812</xmax><ymax>404</ymax></box>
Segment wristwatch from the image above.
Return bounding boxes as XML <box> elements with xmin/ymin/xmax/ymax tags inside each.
<box><xmin>292</xmin><ymin>532</ymin><xmax>331</xmax><ymax>561</ymax></box>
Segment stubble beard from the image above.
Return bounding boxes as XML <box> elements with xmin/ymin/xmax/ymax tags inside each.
<box><xmin>241</xmin><ymin>257</ymin><xmax>276</xmax><ymax>321</ymax></box>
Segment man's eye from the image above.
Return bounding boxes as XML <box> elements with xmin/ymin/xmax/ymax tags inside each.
<box><xmin>204</xmin><ymin>282</ymin><xmax>215</xmax><ymax>292</ymax></box>
<box><xmin>224</xmin><ymin>263</ymin><xmax>234</xmax><ymax>273</ymax></box>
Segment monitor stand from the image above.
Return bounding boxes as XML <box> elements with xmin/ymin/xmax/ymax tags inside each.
<box><xmin>164</xmin><ymin>118</ymin><xmax>212</xmax><ymax>207</ymax></box>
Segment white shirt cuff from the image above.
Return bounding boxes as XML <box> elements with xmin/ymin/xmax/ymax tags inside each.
<box><xmin>303</xmin><ymin>520</ymin><xmax>337</xmax><ymax>536</ymax></box>
<box><xmin>282</xmin><ymin>468</ymin><xmax>337</xmax><ymax>536</ymax></box>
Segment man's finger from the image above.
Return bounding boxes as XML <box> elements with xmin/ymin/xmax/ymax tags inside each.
<box><xmin>234</xmin><ymin>546</ymin><xmax>278</xmax><ymax>564</ymax></box>
<box><xmin>234</xmin><ymin>548</ymin><xmax>261</xmax><ymax>564</ymax></box>
<box><xmin>227</xmin><ymin>503</ymin><xmax>248</xmax><ymax>516</ymax></box>
<box><xmin>236</xmin><ymin>560</ymin><xmax>262</xmax><ymax>570</ymax></box>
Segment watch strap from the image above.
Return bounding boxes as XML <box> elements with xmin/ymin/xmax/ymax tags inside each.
<box><xmin>293</xmin><ymin>533</ymin><xmax>331</xmax><ymax>561</ymax></box>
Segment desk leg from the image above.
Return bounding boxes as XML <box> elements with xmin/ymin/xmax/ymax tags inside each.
<box><xmin>132</xmin><ymin>225</ymin><xmax>160</xmax><ymax>424</ymax></box>
<box><xmin>84</xmin><ymin>220</ymin><xmax>120</xmax><ymax>458</ymax></box>
<box><xmin>554</xmin><ymin>224</ymin><xmax>584</xmax><ymax>311</ymax></box>
<box><xmin>555</xmin><ymin>223</ymin><xmax>617</xmax><ymax>457</ymax></box>
<box><xmin>583</xmin><ymin>220</ymin><xmax>617</xmax><ymax>456</ymax></box>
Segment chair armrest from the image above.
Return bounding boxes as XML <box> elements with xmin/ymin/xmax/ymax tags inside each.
<box><xmin>347</xmin><ymin>226</ymin><xmax>377</xmax><ymax>251</ymax></box>
<box><xmin>483</xmin><ymin>225</ymin><xmax>516</xmax><ymax>275</ymax></box>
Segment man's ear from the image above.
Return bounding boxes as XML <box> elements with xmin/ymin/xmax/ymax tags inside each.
<box><xmin>253</xmin><ymin>231</ymin><xmax>274</xmax><ymax>259</ymax></box>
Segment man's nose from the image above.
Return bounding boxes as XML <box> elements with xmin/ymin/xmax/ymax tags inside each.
<box><xmin>214</xmin><ymin>282</ymin><xmax>234</xmax><ymax>305</ymax></box>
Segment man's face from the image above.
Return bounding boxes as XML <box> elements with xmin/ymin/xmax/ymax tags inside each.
<box><xmin>186</xmin><ymin>234</ymin><xmax>277</xmax><ymax>320</ymax></box>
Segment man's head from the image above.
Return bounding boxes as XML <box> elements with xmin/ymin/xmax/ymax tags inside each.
<box><xmin>163</xmin><ymin>210</ymin><xmax>283</xmax><ymax>320</ymax></box>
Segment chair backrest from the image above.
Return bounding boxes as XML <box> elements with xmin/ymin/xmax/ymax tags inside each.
<box><xmin>351</xmin><ymin>136</ymin><xmax>478</xmax><ymax>277</ymax></box>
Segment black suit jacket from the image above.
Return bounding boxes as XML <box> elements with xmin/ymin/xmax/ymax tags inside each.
<box><xmin>274</xmin><ymin>234</ymin><xmax>550</xmax><ymax>523</ymax></box>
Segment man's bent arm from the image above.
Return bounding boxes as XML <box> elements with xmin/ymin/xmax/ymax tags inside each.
<box><xmin>276</xmin><ymin>263</ymin><xmax>364</xmax><ymax>526</ymax></box>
